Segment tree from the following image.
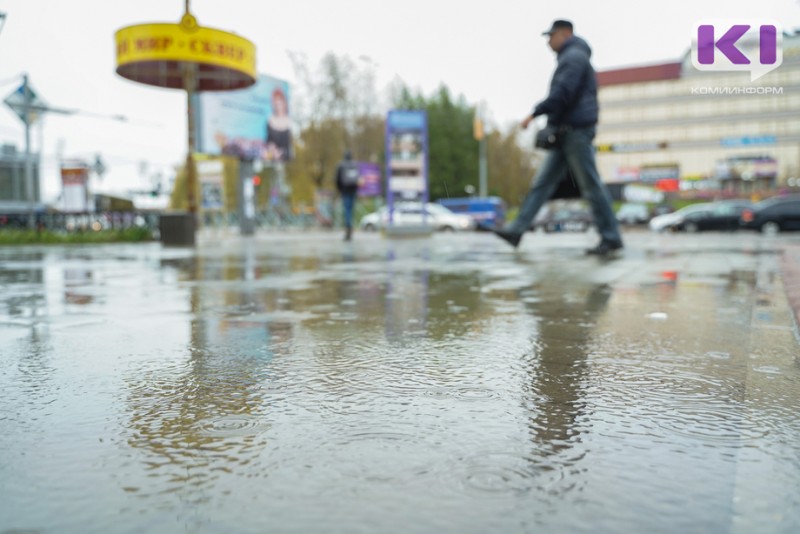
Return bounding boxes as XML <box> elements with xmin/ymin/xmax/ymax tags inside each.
<box><xmin>485</xmin><ymin>126</ymin><xmax>539</xmax><ymax>207</ymax></box>
<box><xmin>286</xmin><ymin>52</ymin><xmax>385</xmax><ymax>203</ymax></box>
<box><xmin>285</xmin><ymin>54</ymin><xmax>538</xmax><ymax>210</ymax></box>
<box><xmin>391</xmin><ymin>84</ymin><xmax>479</xmax><ymax>201</ymax></box>
<box><xmin>390</xmin><ymin>83</ymin><xmax>538</xmax><ymax>206</ymax></box>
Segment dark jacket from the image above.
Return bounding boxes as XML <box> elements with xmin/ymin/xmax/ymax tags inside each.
<box><xmin>336</xmin><ymin>160</ymin><xmax>359</xmax><ymax>195</ymax></box>
<box><xmin>532</xmin><ymin>36</ymin><xmax>599</xmax><ymax>128</ymax></box>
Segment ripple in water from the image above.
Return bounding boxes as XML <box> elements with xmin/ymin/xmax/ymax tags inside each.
<box><xmin>197</xmin><ymin>415</ymin><xmax>271</xmax><ymax>437</ymax></box>
<box><xmin>423</xmin><ymin>386</ymin><xmax>497</xmax><ymax>401</ymax></box>
<box><xmin>586</xmin><ymin>361</ymin><xmax>772</xmax><ymax>445</ymax></box>
<box><xmin>445</xmin><ymin>451</ymin><xmax>566</xmax><ymax>496</ymax></box>
<box><xmin>657</xmin><ymin>404</ymin><xmax>770</xmax><ymax>443</ymax></box>
<box><xmin>325</xmin><ymin>430</ymin><xmax>441</xmax><ymax>484</ymax></box>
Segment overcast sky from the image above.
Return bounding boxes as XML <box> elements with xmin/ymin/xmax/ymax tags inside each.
<box><xmin>1</xmin><ymin>0</ymin><xmax>799</xmax><ymax>201</ymax></box>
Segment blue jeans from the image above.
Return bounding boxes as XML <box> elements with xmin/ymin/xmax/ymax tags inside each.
<box><xmin>342</xmin><ymin>193</ymin><xmax>356</xmax><ymax>228</ymax></box>
<box><xmin>509</xmin><ymin>126</ymin><xmax>622</xmax><ymax>244</ymax></box>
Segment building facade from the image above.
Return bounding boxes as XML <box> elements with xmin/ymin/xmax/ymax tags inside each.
<box><xmin>595</xmin><ymin>33</ymin><xmax>800</xmax><ymax>197</ymax></box>
<box><xmin>0</xmin><ymin>143</ymin><xmax>41</xmax><ymax>216</ymax></box>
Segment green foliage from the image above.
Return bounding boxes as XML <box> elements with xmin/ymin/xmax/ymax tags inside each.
<box><xmin>287</xmin><ymin>52</ymin><xmax>385</xmax><ymax>203</ymax></box>
<box><xmin>0</xmin><ymin>227</ymin><xmax>154</xmax><ymax>245</ymax></box>
<box><xmin>485</xmin><ymin>128</ymin><xmax>537</xmax><ymax>207</ymax></box>
<box><xmin>279</xmin><ymin>52</ymin><xmax>539</xmax><ymax>210</ymax></box>
<box><xmin>392</xmin><ymin>85</ymin><xmax>479</xmax><ymax>201</ymax></box>
<box><xmin>390</xmin><ymin>84</ymin><xmax>537</xmax><ymax>207</ymax></box>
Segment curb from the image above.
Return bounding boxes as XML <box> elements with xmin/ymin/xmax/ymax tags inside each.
<box><xmin>780</xmin><ymin>244</ymin><xmax>800</xmax><ymax>341</ymax></box>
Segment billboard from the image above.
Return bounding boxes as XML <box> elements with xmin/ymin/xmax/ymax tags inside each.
<box><xmin>358</xmin><ymin>162</ymin><xmax>381</xmax><ymax>197</ymax></box>
<box><xmin>612</xmin><ymin>166</ymin><xmax>641</xmax><ymax>182</ymax></box>
<box><xmin>61</xmin><ymin>162</ymin><xmax>90</xmax><ymax>213</ymax></box>
<box><xmin>386</xmin><ymin>110</ymin><xmax>427</xmax><ymax>202</ymax></box>
<box><xmin>197</xmin><ymin>158</ymin><xmax>225</xmax><ymax>211</ymax></box>
<box><xmin>639</xmin><ymin>164</ymin><xmax>680</xmax><ymax>183</ymax></box>
<box><xmin>195</xmin><ymin>74</ymin><xmax>292</xmax><ymax>162</ymax></box>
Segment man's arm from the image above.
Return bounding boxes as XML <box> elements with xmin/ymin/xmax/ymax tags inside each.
<box><xmin>521</xmin><ymin>52</ymin><xmax>587</xmax><ymax>128</ymax></box>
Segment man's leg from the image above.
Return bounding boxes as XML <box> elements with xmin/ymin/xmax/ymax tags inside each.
<box><xmin>506</xmin><ymin>150</ymin><xmax>568</xmax><ymax>235</ymax></box>
<box><xmin>562</xmin><ymin>127</ymin><xmax>622</xmax><ymax>246</ymax></box>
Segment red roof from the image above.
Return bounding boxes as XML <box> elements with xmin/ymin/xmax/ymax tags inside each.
<box><xmin>597</xmin><ymin>62</ymin><xmax>682</xmax><ymax>86</ymax></box>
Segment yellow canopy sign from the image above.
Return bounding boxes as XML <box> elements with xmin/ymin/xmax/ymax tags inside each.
<box><xmin>115</xmin><ymin>15</ymin><xmax>256</xmax><ymax>91</ymax></box>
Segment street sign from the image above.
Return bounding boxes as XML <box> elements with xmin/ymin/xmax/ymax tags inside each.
<box><xmin>3</xmin><ymin>82</ymin><xmax>45</xmax><ymax>124</ymax></box>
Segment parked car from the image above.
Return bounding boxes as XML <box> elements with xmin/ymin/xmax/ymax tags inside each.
<box><xmin>532</xmin><ymin>202</ymin><xmax>593</xmax><ymax>233</ymax></box>
<box><xmin>438</xmin><ymin>196</ymin><xmax>506</xmax><ymax>228</ymax></box>
<box><xmin>649</xmin><ymin>202</ymin><xmax>713</xmax><ymax>232</ymax></box>
<box><xmin>740</xmin><ymin>194</ymin><xmax>800</xmax><ymax>234</ymax></box>
<box><xmin>669</xmin><ymin>199</ymin><xmax>753</xmax><ymax>232</ymax></box>
<box><xmin>616</xmin><ymin>202</ymin><xmax>650</xmax><ymax>225</ymax></box>
<box><xmin>652</xmin><ymin>204</ymin><xmax>674</xmax><ymax>217</ymax></box>
<box><xmin>359</xmin><ymin>202</ymin><xmax>475</xmax><ymax>232</ymax></box>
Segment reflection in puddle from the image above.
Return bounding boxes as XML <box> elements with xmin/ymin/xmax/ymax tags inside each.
<box><xmin>1</xmin><ymin>234</ymin><xmax>799</xmax><ymax>532</ymax></box>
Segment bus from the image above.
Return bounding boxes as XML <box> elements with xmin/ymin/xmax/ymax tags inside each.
<box><xmin>437</xmin><ymin>196</ymin><xmax>506</xmax><ymax>229</ymax></box>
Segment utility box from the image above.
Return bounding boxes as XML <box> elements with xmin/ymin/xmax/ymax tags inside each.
<box><xmin>159</xmin><ymin>212</ymin><xmax>196</xmax><ymax>246</ymax></box>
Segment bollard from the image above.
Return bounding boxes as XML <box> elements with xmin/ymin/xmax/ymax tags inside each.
<box><xmin>158</xmin><ymin>212</ymin><xmax>196</xmax><ymax>246</ymax></box>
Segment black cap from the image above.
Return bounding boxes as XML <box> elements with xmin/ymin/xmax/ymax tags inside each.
<box><xmin>542</xmin><ymin>19</ymin><xmax>573</xmax><ymax>36</ymax></box>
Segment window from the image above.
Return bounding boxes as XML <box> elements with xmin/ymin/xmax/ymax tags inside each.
<box><xmin>0</xmin><ymin>168</ymin><xmax>16</xmax><ymax>201</ymax></box>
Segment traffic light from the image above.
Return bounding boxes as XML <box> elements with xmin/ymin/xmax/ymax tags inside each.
<box><xmin>253</xmin><ymin>175</ymin><xmax>261</xmax><ymax>186</ymax></box>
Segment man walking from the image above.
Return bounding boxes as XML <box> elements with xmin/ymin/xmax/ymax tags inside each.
<box><xmin>493</xmin><ymin>20</ymin><xmax>623</xmax><ymax>255</ymax></box>
<box><xmin>336</xmin><ymin>151</ymin><xmax>360</xmax><ymax>241</ymax></box>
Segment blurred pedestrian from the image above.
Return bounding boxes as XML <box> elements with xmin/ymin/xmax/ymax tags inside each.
<box><xmin>493</xmin><ymin>19</ymin><xmax>623</xmax><ymax>255</ymax></box>
<box><xmin>336</xmin><ymin>151</ymin><xmax>360</xmax><ymax>241</ymax></box>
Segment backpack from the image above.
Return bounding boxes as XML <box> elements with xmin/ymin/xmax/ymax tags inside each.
<box><xmin>340</xmin><ymin>162</ymin><xmax>360</xmax><ymax>187</ymax></box>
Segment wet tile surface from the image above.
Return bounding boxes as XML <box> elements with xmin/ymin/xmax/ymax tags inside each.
<box><xmin>1</xmin><ymin>230</ymin><xmax>799</xmax><ymax>533</ymax></box>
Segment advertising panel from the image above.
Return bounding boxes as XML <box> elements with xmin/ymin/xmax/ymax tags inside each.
<box><xmin>623</xmin><ymin>184</ymin><xmax>665</xmax><ymax>203</ymax></box>
<box><xmin>386</xmin><ymin>110</ymin><xmax>427</xmax><ymax>205</ymax></box>
<box><xmin>715</xmin><ymin>156</ymin><xmax>778</xmax><ymax>180</ymax></box>
<box><xmin>358</xmin><ymin>162</ymin><xmax>381</xmax><ymax>198</ymax></box>
<box><xmin>197</xmin><ymin>158</ymin><xmax>225</xmax><ymax>211</ymax></box>
<box><xmin>195</xmin><ymin>74</ymin><xmax>292</xmax><ymax>162</ymax></box>
<box><xmin>613</xmin><ymin>166</ymin><xmax>641</xmax><ymax>182</ymax></box>
<box><xmin>60</xmin><ymin>162</ymin><xmax>90</xmax><ymax>213</ymax></box>
<box><xmin>639</xmin><ymin>164</ymin><xmax>680</xmax><ymax>183</ymax></box>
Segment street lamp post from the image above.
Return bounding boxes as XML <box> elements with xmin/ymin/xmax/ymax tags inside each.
<box><xmin>474</xmin><ymin>102</ymin><xmax>488</xmax><ymax>198</ymax></box>
<box><xmin>9</xmin><ymin>74</ymin><xmax>128</xmax><ymax>228</ymax></box>
<box><xmin>184</xmin><ymin>63</ymin><xmax>198</xmax><ymax>215</ymax></box>
<box><xmin>22</xmin><ymin>74</ymin><xmax>36</xmax><ymax>228</ymax></box>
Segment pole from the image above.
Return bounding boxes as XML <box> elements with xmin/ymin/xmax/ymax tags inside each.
<box><xmin>23</xmin><ymin>74</ymin><xmax>35</xmax><ymax>229</ymax></box>
<box><xmin>479</xmin><ymin>136</ymin><xmax>488</xmax><ymax>198</ymax></box>
<box><xmin>185</xmin><ymin>69</ymin><xmax>197</xmax><ymax>215</ymax></box>
<box><xmin>170</xmin><ymin>64</ymin><xmax>197</xmax><ymax>247</ymax></box>
<box><xmin>183</xmin><ymin>0</ymin><xmax>195</xmax><ymax>215</ymax></box>
<box><xmin>238</xmin><ymin>159</ymin><xmax>255</xmax><ymax>236</ymax></box>
<box><xmin>476</xmin><ymin>101</ymin><xmax>488</xmax><ymax>198</ymax></box>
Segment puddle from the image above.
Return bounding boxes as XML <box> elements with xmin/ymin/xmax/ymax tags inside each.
<box><xmin>1</xmin><ymin>232</ymin><xmax>799</xmax><ymax>533</ymax></box>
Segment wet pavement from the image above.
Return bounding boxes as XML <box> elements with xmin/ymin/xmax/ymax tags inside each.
<box><xmin>1</xmin><ymin>228</ymin><xmax>800</xmax><ymax>533</ymax></box>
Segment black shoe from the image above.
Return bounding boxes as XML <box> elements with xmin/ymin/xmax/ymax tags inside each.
<box><xmin>586</xmin><ymin>240</ymin><xmax>623</xmax><ymax>256</ymax></box>
<box><xmin>492</xmin><ymin>228</ymin><xmax>522</xmax><ymax>249</ymax></box>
